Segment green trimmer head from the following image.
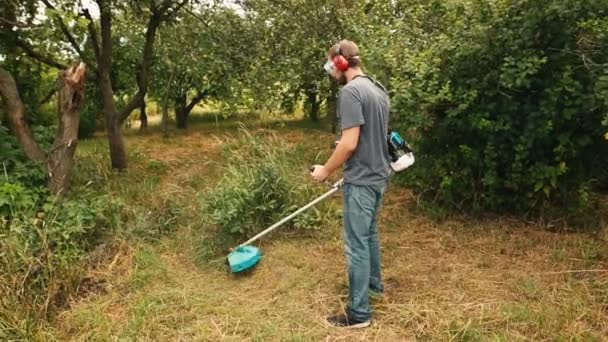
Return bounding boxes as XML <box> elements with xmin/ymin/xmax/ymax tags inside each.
<box><xmin>227</xmin><ymin>246</ymin><xmax>262</xmax><ymax>273</ymax></box>
<box><xmin>226</xmin><ymin>178</ymin><xmax>344</xmax><ymax>274</ymax></box>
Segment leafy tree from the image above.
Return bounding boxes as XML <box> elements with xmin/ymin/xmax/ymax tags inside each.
<box><xmin>384</xmin><ymin>0</ymin><xmax>608</xmax><ymax>217</ymax></box>
<box><xmin>238</xmin><ymin>0</ymin><xmax>355</xmax><ymax>122</ymax></box>
<box><xmin>151</xmin><ymin>3</ymin><xmax>254</xmax><ymax>129</ymax></box>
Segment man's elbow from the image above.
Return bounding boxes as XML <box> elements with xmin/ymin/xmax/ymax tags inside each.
<box><xmin>342</xmin><ymin>140</ymin><xmax>358</xmax><ymax>153</ymax></box>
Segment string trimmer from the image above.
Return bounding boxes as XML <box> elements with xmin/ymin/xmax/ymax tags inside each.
<box><xmin>226</xmin><ymin>178</ymin><xmax>344</xmax><ymax>273</ymax></box>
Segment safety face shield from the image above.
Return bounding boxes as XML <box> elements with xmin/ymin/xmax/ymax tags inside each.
<box><xmin>323</xmin><ymin>60</ymin><xmax>335</xmax><ymax>75</ymax></box>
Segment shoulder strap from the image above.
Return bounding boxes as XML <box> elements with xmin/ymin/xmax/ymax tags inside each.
<box><xmin>353</xmin><ymin>74</ymin><xmax>389</xmax><ymax>95</ymax></box>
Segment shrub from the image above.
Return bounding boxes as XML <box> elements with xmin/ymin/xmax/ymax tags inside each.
<box><xmin>0</xmin><ymin>125</ymin><xmax>52</xmax><ymax>217</ymax></box>
<box><xmin>201</xmin><ymin>130</ymin><xmax>323</xmax><ymax>239</ymax></box>
<box><xmin>382</xmin><ymin>0</ymin><xmax>608</xmax><ymax>220</ymax></box>
<box><xmin>0</xmin><ymin>194</ymin><xmax>123</xmax><ymax>339</ymax></box>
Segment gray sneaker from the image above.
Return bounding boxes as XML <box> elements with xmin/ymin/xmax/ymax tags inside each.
<box><xmin>327</xmin><ymin>314</ymin><xmax>371</xmax><ymax>329</ymax></box>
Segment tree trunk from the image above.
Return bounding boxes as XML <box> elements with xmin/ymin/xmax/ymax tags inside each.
<box><xmin>0</xmin><ymin>68</ymin><xmax>46</xmax><ymax>161</ymax></box>
<box><xmin>176</xmin><ymin>112</ymin><xmax>187</xmax><ymax>129</ymax></box>
<box><xmin>139</xmin><ymin>99</ymin><xmax>147</xmax><ymax>131</ymax></box>
<box><xmin>162</xmin><ymin>102</ymin><xmax>170</xmax><ymax>138</ymax></box>
<box><xmin>0</xmin><ymin>63</ymin><xmax>87</xmax><ymax>197</ymax></box>
<box><xmin>175</xmin><ymin>93</ymin><xmax>187</xmax><ymax>129</ymax></box>
<box><xmin>175</xmin><ymin>90</ymin><xmax>207</xmax><ymax>130</ymax></box>
<box><xmin>98</xmin><ymin>1</ymin><xmax>128</xmax><ymax>170</ymax></box>
<box><xmin>47</xmin><ymin>63</ymin><xmax>87</xmax><ymax>196</ymax></box>
<box><xmin>95</xmin><ymin>0</ymin><xmax>163</xmax><ymax>169</ymax></box>
<box><xmin>161</xmin><ymin>69</ymin><xmax>176</xmax><ymax>138</ymax></box>
<box><xmin>305</xmin><ymin>88</ymin><xmax>319</xmax><ymax>122</ymax></box>
<box><xmin>117</xmin><ymin>15</ymin><xmax>161</xmax><ymax>124</ymax></box>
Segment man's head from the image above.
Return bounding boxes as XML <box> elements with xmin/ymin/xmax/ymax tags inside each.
<box><xmin>324</xmin><ymin>40</ymin><xmax>362</xmax><ymax>85</ymax></box>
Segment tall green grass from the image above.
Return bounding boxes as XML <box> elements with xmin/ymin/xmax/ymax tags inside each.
<box><xmin>196</xmin><ymin>128</ymin><xmax>338</xmax><ymax>262</ymax></box>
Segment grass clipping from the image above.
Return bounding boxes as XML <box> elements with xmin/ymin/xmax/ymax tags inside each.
<box><xmin>197</xmin><ymin>130</ymin><xmax>325</xmax><ymax>260</ymax></box>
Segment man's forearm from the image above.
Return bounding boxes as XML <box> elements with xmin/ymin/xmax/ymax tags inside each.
<box><xmin>324</xmin><ymin>142</ymin><xmax>355</xmax><ymax>175</ymax></box>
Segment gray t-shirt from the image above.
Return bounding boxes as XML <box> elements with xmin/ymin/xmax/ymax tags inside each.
<box><xmin>339</xmin><ymin>75</ymin><xmax>391</xmax><ymax>185</ymax></box>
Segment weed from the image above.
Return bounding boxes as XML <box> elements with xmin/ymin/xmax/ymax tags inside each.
<box><xmin>0</xmin><ymin>194</ymin><xmax>123</xmax><ymax>340</ymax></box>
<box><xmin>129</xmin><ymin>246</ymin><xmax>167</xmax><ymax>290</ymax></box>
<box><xmin>146</xmin><ymin>159</ymin><xmax>168</xmax><ymax>174</ymax></box>
<box><xmin>200</xmin><ymin>129</ymin><xmax>331</xmax><ymax>249</ymax></box>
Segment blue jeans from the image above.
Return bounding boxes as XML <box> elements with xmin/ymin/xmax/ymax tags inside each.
<box><xmin>342</xmin><ymin>182</ymin><xmax>387</xmax><ymax>321</ymax></box>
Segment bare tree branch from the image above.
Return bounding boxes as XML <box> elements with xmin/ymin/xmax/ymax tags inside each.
<box><xmin>184</xmin><ymin>6</ymin><xmax>211</xmax><ymax>29</ymax></box>
<box><xmin>186</xmin><ymin>89</ymin><xmax>208</xmax><ymax>113</ymax></box>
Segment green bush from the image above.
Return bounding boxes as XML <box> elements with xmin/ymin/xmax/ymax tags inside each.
<box><xmin>378</xmin><ymin>0</ymin><xmax>608</xmax><ymax>220</ymax></box>
<box><xmin>0</xmin><ymin>194</ymin><xmax>123</xmax><ymax>339</ymax></box>
<box><xmin>201</xmin><ymin>130</ymin><xmax>322</xmax><ymax>239</ymax></box>
<box><xmin>1</xmin><ymin>125</ymin><xmax>125</xmax><ymax>338</ymax></box>
<box><xmin>0</xmin><ymin>125</ymin><xmax>52</xmax><ymax>217</ymax></box>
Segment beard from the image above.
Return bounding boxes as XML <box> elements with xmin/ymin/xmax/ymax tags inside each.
<box><xmin>337</xmin><ymin>74</ymin><xmax>347</xmax><ymax>85</ymax></box>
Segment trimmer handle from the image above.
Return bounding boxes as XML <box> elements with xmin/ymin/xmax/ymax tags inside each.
<box><xmin>308</xmin><ymin>166</ymin><xmax>344</xmax><ymax>188</ymax></box>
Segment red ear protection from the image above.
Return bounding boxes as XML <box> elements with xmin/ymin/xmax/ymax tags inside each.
<box><xmin>332</xmin><ymin>45</ymin><xmax>350</xmax><ymax>72</ymax></box>
<box><xmin>332</xmin><ymin>54</ymin><xmax>349</xmax><ymax>72</ymax></box>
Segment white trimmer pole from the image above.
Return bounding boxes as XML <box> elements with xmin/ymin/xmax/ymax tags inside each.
<box><xmin>236</xmin><ymin>178</ymin><xmax>344</xmax><ymax>248</ymax></box>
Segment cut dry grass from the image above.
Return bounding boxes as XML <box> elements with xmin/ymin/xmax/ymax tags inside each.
<box><xmin>38</xmin><ymin>118</ymin><xmax>608</xmax><ymax>341</ymax></box>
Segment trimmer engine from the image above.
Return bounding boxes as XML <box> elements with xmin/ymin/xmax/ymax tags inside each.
<box><xmin>387</xmin><ymin>129</ymin><xmax>415</xmax><ymax>172</ymax></box>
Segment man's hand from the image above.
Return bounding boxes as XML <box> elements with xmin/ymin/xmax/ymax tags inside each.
<box><xmin>310</xmin><ymin>165</ymin><xmax>329</xmax><ymax>182</ymax></box>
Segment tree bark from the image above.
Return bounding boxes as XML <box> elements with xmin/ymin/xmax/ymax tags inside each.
<box><xmin>0</xmin><ymin>68</ymin><xmax>46</xmax><ymax>161</ymax></box>
<box><xmin>175</xmin><ymin>90</ymin><xmax>207</xmax><ymax>130</ymax></box>
<box><xmin>186</xmin><ymin>91</ymin><xmax>206</xmax><ymax>116</ymax></box>
<box><xmin>161</xmin><ymin>68</ymin><xmax>176</xmax><ymax>138</ymax></box>
<box><xmin>47</xmin><ymin>63</ymin><xmax>87</xmax><ymax>196</ymax></box>
<box><xmin>97</xmin><ymin>0</ymin><xmax>128</xmax><ymax>169</ymax></box>
<box><xmin>0</xmin><ymin>63</ymin><xmax>87</xmax><ymax>196</ymax></box>
<box><xmin>305</xmin><ymin>87</ymin><xmax>319</xmax><ymax>122</ymax></box>
<box><xmin>118</xmin><ymin>14</ymin><xmax>161</xmax><ymax>123</ymax></box>
<box><xmin>175</xmin><ymin>93</ymin><xmax>187</xmax><ymax>129</ymax></box>
<box><xmin>139</xmin><ymin>99</ymin><xmax>148</xmax><ymax>130</ymax></box>
<box><xmin>176</xmin><ymin>112</ymin><xmax>188</xmax><ymax>129</ymax></box>
<box><xmin>94</xmin><ymin>0</ymin><xmax>175</xmax><ymax>168</ymax></box>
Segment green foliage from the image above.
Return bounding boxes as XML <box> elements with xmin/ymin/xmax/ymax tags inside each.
<box><xmin>0</xmin><ymin>122</ymin><xmax>123</xmax><ymax>338</ymax></box>
<box><xmin>201</xmin><ymin>131</ymin><xmax>322</xmax><ymax>239</ymax></box>
<box><xmin>150</xmin><ymin>3</ymin><xmax>255</xmax><ymax>122</ymax></box>
<box><xmin>376</xmin><ymin>0</ymin><xmax>608</xmax><ymax>220</ymax></box>
<box><xmin>0</xmin><ymin>193</ymin><xmax>123</xmax><ymax>340</ymax></box>
<box><xmin>129</xmin><ymin>245</ymin><xmax>167</xmax><ymax>290</ymax></box>
<box><xmin>79</xmin><ymin>79</ymin><xmax>104</xmax><ymax>139</ymax></box>
<box><xmin>0</xmin><ymin>125</ymin><xmax>53</xmax><ymax>217</ymax></box>
<box><xmin>0</xmin><ymin>182</ymin><xmax>37</xmax><ymax>216</ymax></box>
<box><xmin>237</xmin><ymin>0</ymin><xmax>353</xmax><ymax>119</ymax></box>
